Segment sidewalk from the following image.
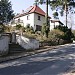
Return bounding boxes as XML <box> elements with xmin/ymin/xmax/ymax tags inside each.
<box><xmin>0</xmin><ymin>43</ymin><xmax>73</xmax><ymax>63</ymax></box>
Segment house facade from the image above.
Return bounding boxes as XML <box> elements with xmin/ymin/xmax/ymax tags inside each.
<box><xmin>10</xmin><ymin>5</ymin><xmax>64</xmax><ymax>31</ymax></box>
<box><xmin>50</xmin><ymin>19</ymin><xmax>64</xmax><ymax>30</ymax></box>
<box><xmin>12</xmin><ymin>5</ymin><xmax>51</xmax><ymax>31</ymax></box>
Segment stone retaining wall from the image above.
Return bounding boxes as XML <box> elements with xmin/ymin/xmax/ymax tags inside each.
<box><xmin>0</xmin><ymin>34</ymin><xmax>10</xmax><ymax>56</ymax></box>
<box><xmin>16</xmin><ymin>35</ymin><xmax>39</xmax><ymax>50</ymax></box>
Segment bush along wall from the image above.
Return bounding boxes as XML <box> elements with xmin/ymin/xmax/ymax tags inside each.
<box><xmin>55</xmin><ymin>26</ymin><xmax>74</xmax><ymax>43</ymax></box>
<box><xmin>40</xmin><ymin>27</ymin><xmax>74</xmax><ymax>47</ymax></box>
<box><xmin>40</xmin><ymin>29</ymin><xmax>64</xmax><ymax>46</ymax></box>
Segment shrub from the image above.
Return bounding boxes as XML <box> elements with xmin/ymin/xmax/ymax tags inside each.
<box><xmin>63</xmin><ymin>29</ymin><xmax>74</xmax><ymax>41</ymax></box>
<box><xmin>26</xmin><ymin>24</ymin><xmax>30</xmax><ymax>28</ymax></box>
<box><xmin>41</xmin><ymin>23</ymin><xmax>49</xmax><ymax>38</ymax></box>
<box><xmin>53</xmin><ymin>12</ymin><xmax>59</xmax><ymax>19</ymax></box>
<box><xmin>55</xmin><ymin>25</ymin><xmax>68</xmax><ymax>32</ymax></box>
<box><xmin>22</xmin><ymin>27</ymin><xmax>26</xmax><ymax>32</ymax></box>
<box><xmin>55</xmin><ymin>25</ymin><xmax>74</xmax><ymax>42</ymax></box>
<box><xmin>48</xmin><ymin>29</ymin><xmax>64</xmax><ymax>45</ymax></box>
<box><xmin>39</xmin><ymin>30</ymin><xmax>65</xmax><ymax>46</ymax></box>
<box><xmin>72</xmin><ymin>30</ymin><xmax>75</xmax><ymax>40</ymax></box>
<box><xmin>30</xmin><ymin>26</ymin><xmax>35</xmax><ymax>34</ymax></box>
<box><xmin>25</xmin><ymin>24</ymin><xmax>30</xmax><ymax>32</ymax></box>
<box><xmin>4</xmin><ymin>25</ymin><xmax>12</xmax><ymax>32</ymax></box>
<box><xmin>25</xmin><ymin>25</ymin><xmax>35</xmax><ymax>34</ymax></box>
<box><xmin>23</xmin><ymin>32</ymin><xmax>36</xmax><ymax>39</ymax></box>
<box><xmin>0</xmin><ymin>25</ymin><xmax>4</xmax><ymax>33</ymax></box>
<box><xmin>16</xmin><ymin>24</ymin><xmax>22</xmax><ymax>30</ymax></box>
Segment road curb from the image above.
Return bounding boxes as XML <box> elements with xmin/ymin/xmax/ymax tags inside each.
<box><xmin>0</xmin><ymin>43</ymin><xmax>74</xmax><ymax>63</ymax></box>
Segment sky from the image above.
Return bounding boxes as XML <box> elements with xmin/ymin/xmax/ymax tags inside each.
<box><xmin>10</xmin><ymin>0</ymin><xmax>35</xmax><ymax>13</ymax></box>
<box><xmin>10</xmin><ymin>0</ymin><xmax>53</xmax><ymax>17</ymax></box>
<box><xmin>10</xmin><ymin>0</ymin><xmax>75</xmax><ymax>29</ymax></box>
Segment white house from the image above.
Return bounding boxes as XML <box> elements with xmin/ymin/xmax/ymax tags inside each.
<box><xmin>10</xmin><ymin>5</ymin><xmax>64</xmax><ymax>31</ymax></box>
<box><xmin>12</xmin><ymin>5</ymin><xmax>51</xmax><ymax>31</ymax></box>
<box><xmin>50</xmin><ymin>19</ymin><xmax>64</xmax><ymax>30</ymax></box>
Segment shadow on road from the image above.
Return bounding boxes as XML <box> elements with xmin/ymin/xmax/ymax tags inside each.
<box><xmin>0</xmin><ymin>45</ymin><xmax>75</xmax><ymax>75</ymax></box>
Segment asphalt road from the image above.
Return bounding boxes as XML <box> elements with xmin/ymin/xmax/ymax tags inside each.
<box><xmin>0</xmin><ymin>44</ymin><xmax>75</xmax><ymax>75</ymax></box>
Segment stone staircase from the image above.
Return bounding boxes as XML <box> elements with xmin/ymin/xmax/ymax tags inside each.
<box><xmin>9</xmin><ymin>43</ymin><xmax>26</xmax><ymax>54</ymax></box>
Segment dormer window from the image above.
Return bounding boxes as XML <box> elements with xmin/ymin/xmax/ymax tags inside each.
<box><xmin>27</xmin><ymin>15</ymin><xmax>30</xmax><ymax>20</ymax></box>
<box><xmin>38</xmin><ymin>16</ymin><xmax>41</xmax><ymax>20</ymax></box>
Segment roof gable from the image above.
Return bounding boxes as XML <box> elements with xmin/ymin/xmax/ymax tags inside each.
<box><xmin>29</xmin><ymin>5</ymin><xmax>46</xmax><ymax>16</ymax></box>
<box><xmin>14</xmin><ymin>5</ymin><xmax>51</xmax><ymax>19</ymax></box>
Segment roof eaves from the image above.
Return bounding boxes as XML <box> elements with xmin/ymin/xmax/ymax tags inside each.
<box><xmin>59</xmin><ymin>21</ymin><xmax>64</xmax><ymax>25</ymax></box>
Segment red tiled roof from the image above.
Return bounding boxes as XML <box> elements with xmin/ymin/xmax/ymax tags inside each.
<box><xmin>14</xmin><ymin>5</ymin><xmax>51</xmax><ymax>19</ymax></box>
<box><xmin>29</xmin><ymin>5</ymin><xmax>46</xmax><ymax>16</ymax></box>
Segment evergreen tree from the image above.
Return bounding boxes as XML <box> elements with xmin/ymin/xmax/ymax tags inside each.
<box><xmin>35</xmin><ymin>0</ymin><xmax>75</xmax><ymax>27</ymax></box>
<box><xmin>0</xmin><ymin>0</ymin><xmax>14</xmax><ymax>25</ymax></box>
<box><xmin>49</xmin><ymin>0</ymin><xmax>75</xmax><ymax>27</ymax></box>
<box><xmin>53</xmin><ymin>11</ymin><xmax>59</xmax><ymax>19</ymax></box>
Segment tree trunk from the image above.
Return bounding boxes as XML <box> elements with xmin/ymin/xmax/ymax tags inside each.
<box><xmin>54</xmin><ymin>22</ymin><xmax>55</xmax><ymax>29</ymax></box>
<box><xmin>65</xmin><ymin>3</ymin><xmax>68</xmax><ymax>27</ymax></box>
<box><xmin>46</xmin><ymin>0</ymin><xmax>48</xmax><ymax>26</ymax></box>
<box><xmin>45</xmin><ymin>0</ymin><xmax>49</xmax><ymax>38</ymax></box>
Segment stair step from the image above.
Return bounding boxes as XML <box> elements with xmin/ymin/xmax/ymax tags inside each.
<box><xmin>9</xmin><ymin>43</ymin><xmax>26</xmax><ymax>53</ymax></box>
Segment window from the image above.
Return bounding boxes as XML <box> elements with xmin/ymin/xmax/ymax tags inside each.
<box><xmin>38</xmin><ymin>16</ymin><xmax>41</xmax><ymax>20</ymax></box>
<box><xmin>27</xmin><ymin>15</ymin><xmax>30</xmax><ymax>20</ymax></box>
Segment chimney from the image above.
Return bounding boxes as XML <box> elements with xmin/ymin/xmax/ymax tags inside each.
<box><xmin>22</xmin><ymin>10</ymin><xmax>24</xmax><ymax>13</ymax></box>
